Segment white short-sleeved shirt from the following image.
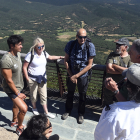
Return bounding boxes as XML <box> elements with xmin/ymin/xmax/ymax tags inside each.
<box><xmin>25</xmin><ymin>51</ymin><xmax>49</xmax><ymax>81</ymax></box>
<box><xmin>94</xmin><ymin>101</ymin><xmax>140</xmax><ymax>140</ymax></box>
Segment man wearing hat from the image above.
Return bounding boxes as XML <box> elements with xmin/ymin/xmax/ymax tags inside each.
<box><xmin>104</xmin><ymin>39</ymin><xmax>140</xmax><ymax>102</ymax></box>
<box><xmin>103</xmin><ymin>37</ymin><xmax>133</xmax><ymax>106</ymax></box>
<box><xmin>94</xmin><ymin>63</ymin><xmax>140</xmax><ymax>140</ymax></box>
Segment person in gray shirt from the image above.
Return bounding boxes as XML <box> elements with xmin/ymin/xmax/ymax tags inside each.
<box><xmin>0</xmin><ymin>35</ymin><xmax>27</xmax><ymax>136</ymax></box>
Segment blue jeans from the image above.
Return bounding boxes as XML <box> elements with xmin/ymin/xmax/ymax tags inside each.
<box><xmin>65</xmin><ymin>76</ymin><xmax>89</xmax><ymax>116</ymax></box>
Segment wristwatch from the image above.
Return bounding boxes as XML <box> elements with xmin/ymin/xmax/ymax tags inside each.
<box><xmin>113</xmin><ymin>89</ymin><xmax>119</xmax><ymax>95</ymax></box>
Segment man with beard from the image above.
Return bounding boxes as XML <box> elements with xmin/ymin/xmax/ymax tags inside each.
<box><xmin>94</xmin><ymin>63</ymin><xmax>140</xmax><ymax>140</ymax></box>
<box><xmin>104</xmin><ymin>39</ymin><xmax>140</xmax><ymax>103</ymax></box>
<box><xmin>103</xmin><ymin>37</ymin><xmax>133</xmax><ymax>106</ymax></box>
<box><xmin>94</xmin><ymin>39</ymin><xmax>140</xmax><ymax>140</ymax></box>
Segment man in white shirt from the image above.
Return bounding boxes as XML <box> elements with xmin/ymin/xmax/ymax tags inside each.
<box><xmin>94</xmin><ymin>39</ymin><xmax>140</xmax><ymax>140</ymax></box>
<box><xmin>94</xmin><ymin>63</ymin><xmax>140</xmax><ymax>140</ymax></box>
<box><xmin>105</xmin><ymin>39</ymin><xmax>140</xmax><ymax>103</ymax></box>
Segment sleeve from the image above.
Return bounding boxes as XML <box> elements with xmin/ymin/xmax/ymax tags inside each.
<box><xmin>0</xmin><ymin>56</ymin><xmax>13</xmax><ymax>69</ymax></box>
<box><xmin>107</xmin><ymin>59</ymin><xmax>114</xmax><ymax>64</ymax></box>
<box><xmin>128</xmin><ymin>60</ymin><xmax>133</xmax><ymax>67</ymax></box>
<box><xmin>45</xmin><ymin>51</ymin><xmax>49</xmax><ymax>59</ymax></box>
<box><xmin>89</xmin><ymin>42</ymin><xmax>96</xmax><ymax>57</ymax></box>
<box><xmin>106</xmin><ymin>53</ymin><xmax>114</xmax><ymax>64</ymax></box>
<box><xmin>94</xmin><ymin>120</ymin><xmax>116</xmax><ymax>140</ymax></box>
<box><xmin>24</xmin><ymin>52</ymin><xmax>31</xmax><ymax>63</ymax></box>
<box><xmin>94</xmin><ymin>109</ymin><xmax>116</xmax><ymax>140</ymax></box>
<box><xmin>64</xmin><ymin>41</ymin><xmax>72</xmax><ymax>55</ymax></box>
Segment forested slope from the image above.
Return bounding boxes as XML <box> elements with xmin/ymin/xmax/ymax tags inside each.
<box><xmin>0</xmin><ymin>0</ymin><xmax>140</xmax><ymax>64</ymax></box>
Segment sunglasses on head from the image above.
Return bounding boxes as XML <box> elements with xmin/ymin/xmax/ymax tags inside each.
<box><xmin>37</xmin><ymin>45</ymin><xmax>44</xmax><ymax>50</ymax></box>
<box><xmin>78</xmin><ymin>35</ymin><xmax>87</xmax><ymax>39</ymax></box>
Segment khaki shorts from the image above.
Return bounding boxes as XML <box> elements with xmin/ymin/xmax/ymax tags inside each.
<box><xmin>28</xmin><ymin>78</ymin><xmax>47</xmax><ymax>105</ymax></box>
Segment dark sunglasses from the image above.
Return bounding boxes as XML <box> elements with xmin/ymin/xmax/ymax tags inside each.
<box><xmin>116</xmin><ymin>43</ymin><xmax>124</xmax><ymax>47</ymax></box>
<box><xmin>37</xmin><ymin>45</ymin><xmax>44</xmax><ymax>50</ymax></box>
<box><xmin>45</xmin><ymin>122</ymin><xmax>52</xmax><ymax>130</ymax></box>
<box><xmin>78</xmin><ymin>35</ymin><xmax>87</xmax><ymax>39</ymax></box>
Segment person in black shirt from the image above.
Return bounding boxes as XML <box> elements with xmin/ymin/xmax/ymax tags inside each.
<box><xmin>18</xmin><ymin>114</ymin><xmax>59</xmax><ymax>140</ymax></box>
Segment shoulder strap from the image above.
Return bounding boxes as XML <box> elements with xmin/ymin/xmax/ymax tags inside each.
<box><xmin>85</xmin><ymin>38</ymin><xmax>93</xmax><ymax>82</ymax></box>
<box><xmin>27</xmin><ymin>50</ymin><xmax>47</xmax><ymax>70</ymax></box>
<box><xmin>85</xmin><ymin>38</ymin><xmax>91</xmax><ymax>49</ymax></box>
<box><xmin>43</xmin><ymin>50</ymin><xmax>47</xmax><ymax>59</ymax></box>
<box><xmin>69</xmin><ymin>39</ymin><xmax>91</xmax><ymax>57</ymax></box>
<box><xmin>27</xmin><ymin>50</ymin><xmax>34</xmax><ymax>70</ymax></box>
<box><xmin>119</xmin><ymin>56</ymin><xmax>127</xmax><ymax>67</ymax></box>
<box><xmin>85</xmin><ymin>38</ymin><xmax>91</xmax><ymax>58</ymax></box>
<box><xmin>43</xmin><ymin>50</ymin><xmax>48</xmax><ymax>65</ymax></box>
<box><xmin>69</xmin><ymin>40</ymin><xmax>77</xmax><ymax>57</ymax></box>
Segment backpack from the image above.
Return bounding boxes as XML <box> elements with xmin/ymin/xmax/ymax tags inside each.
<box><xmin>69</xmin><ymin>38</ymin><xmax>93</xmax><ymax>82</ymax></box>
<box><xmin>69</xmin><ymin>38</ymin><xmax>91</xmax><ymax>57</ymax></box>
<box><xmin>27</xmin><ymin>49</ymin><xmax>47</xmax><ymax>70</ymax></box>
<box><xmin>0</xmin><ymin>71</ymin><xmax>3</xmax><ymax>89</ymax></box>
<box><xmin>22</xmin><ymin>49</ymin><xmax>47</xmax><ymax>91</ymax></box>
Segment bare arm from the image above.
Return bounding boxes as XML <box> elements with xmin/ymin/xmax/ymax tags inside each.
<box><xmin>75</xmin><ymin>56</ymin><xmax>94</xmax><ymax>78</ymax></box>
<box><xmin>2</xmin><ymin>69</ymin><xmax>26</xmax><ymax>99</ymax></box>
<box><xmin>23</xmin><ymin>60</ymin><xmax>30</xmax><ymax>81</ymax></box>
<box><xmin>105</xmin><ymin>77</ymin><xmax>126</xmax><ymax>102</ymax></box>
<box><xmin>71</xmin><ymin>56</ymin><xmax>94</xmax><ymax>84</ymax></box>
<box><xmin>106</xmin><ymin>63</ymin><xmax>121</xmax><ymax>74</ymax></box>
<box><xmin>112</xmin><ymin>64</ymin><xmax>128</xmax><ymax>73</ymax></box>
<box><xmin>48</xmin><ymin>55</ymin><xmax>64</xmax><ymax>60</ymax></box>
<box><xmin>64</xmin><ymin>53</ymin><xmax>73</xmax><ymax>77</ymax></box>
<box><xmin>115</xmin><ymin>91</ymin><xmax>126</xmax><ymax>102</ymax></box>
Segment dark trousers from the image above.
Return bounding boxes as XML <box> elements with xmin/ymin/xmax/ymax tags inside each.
<box><xmin>65</xmin><ymin>76</ymin><xmax>89</xmax><ymax>116</ymax></box>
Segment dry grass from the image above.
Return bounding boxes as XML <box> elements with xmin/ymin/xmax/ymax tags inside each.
<box><xmin>26</xmin><ymin>1</ymin><xmax>32</xmax><ymax>3</ymax></box>
<box><xmin>103</xmin><ymin>50</ymin><xmax>112</xmax><ymax>55</ymax></box>
<box><xmin>57</xmin><ymin>35</ymin><xmax>71</xmax><ymax>39</ymax></box>
<box><xmin>97</xmin><ymin>33</ymin><xmax>120</xmax><ymax>36</ymax></box>
<box><xmin>57</xmin><ymin>35</ymin><xmax>72</xmax><ymax>42</ymax></box>
<box><xmin>126</xmin><ymin>37</ymin><xmax>137</xmax><ymax>40</ymax></box>
<box><xmin>57</xmin><ymin>32</ymin><xmax>76</xmax><ymax>42</ymax></box>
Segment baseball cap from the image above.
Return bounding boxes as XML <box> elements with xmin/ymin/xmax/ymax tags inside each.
<box><xmin>115</xmin><ymin>37</ymin><xmax>130</xmax><ymax>47</ymax></box>
<box><xmin>122</xmin><ymin>63</ymin><xmax>140</xmax><ymax>86</ymax></box>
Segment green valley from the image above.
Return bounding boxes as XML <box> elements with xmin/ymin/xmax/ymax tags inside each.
<box><xmin>0</xmin><ymin>0</ymin><xmax>140</xmax><ymax>64</ymax></box>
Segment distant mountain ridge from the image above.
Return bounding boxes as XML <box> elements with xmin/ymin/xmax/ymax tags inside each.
<box><xmin>28</xmin><ymin>0</ymin><xmax>140</xmax><ymax>6</ymax></box>
<box><xmin>0</xmin><ymin>0</ymin><xmax>140</xmax><ymax>36</ymax></box>
<box><xmin>0</xmin><ymin>0</ymin><xmax>140</xmax><ymax>64</ymax></box>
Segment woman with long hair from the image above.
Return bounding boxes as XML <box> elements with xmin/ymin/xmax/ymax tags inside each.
<box><xmin>23</xmin><ymin>37</ymin><xmax>64</xmax><ymax>118</ymax></box>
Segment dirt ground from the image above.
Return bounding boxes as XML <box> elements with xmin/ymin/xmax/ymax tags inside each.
<box><xmin>0</xmin><ymin>127</ymin><xmax>18</xmax><ymax>140</ymax></box>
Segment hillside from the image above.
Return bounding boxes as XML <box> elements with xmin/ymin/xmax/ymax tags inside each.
<box><xmin>0</xmin><ymin>0</ymin><xmax>140</xmax><ymax>64</ymax></box>
<box><xmin>28</xmin><ymin>0</ymin><xmax>140</xmax><ymax>5</ymax></box>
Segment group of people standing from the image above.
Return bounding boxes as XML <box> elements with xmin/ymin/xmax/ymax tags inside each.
<box><xmin>23</xmin><ymin>37</ymin><xmax>63</xmax><ymax>119</ymax></box>
<box><xmin>0</xmin><ymin>28</ymin><xmax>96</xmax><ymax>138</ymax></box>
<box><xmin>0</xmin><ymin>35</ymin><xmax>63</xmax><ymax>138</ymax></box>
<box><xmin>1</xmin><ymin>28</ymin><xmax>140</xmax><ymax>140</ymax></box>
<box><xmin>94</xmin><ymin>38</ymin><xmax>140</xmax><ymax>139</ymax></box>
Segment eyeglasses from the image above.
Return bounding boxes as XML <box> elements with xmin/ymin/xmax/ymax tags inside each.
<box><xmin>37</xmin><ymin>45</ymin><xmax>44</xmax><ymax>50</ymax></box>
<box><xmin>78</xmin><ymin>35</ymin><xmax>87</xmax><ymax>39</ymax></box>
<box><xmin>45</xmin><ymin>122</ymin><xmax>52</xmax><ymax>130</ymax></box>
